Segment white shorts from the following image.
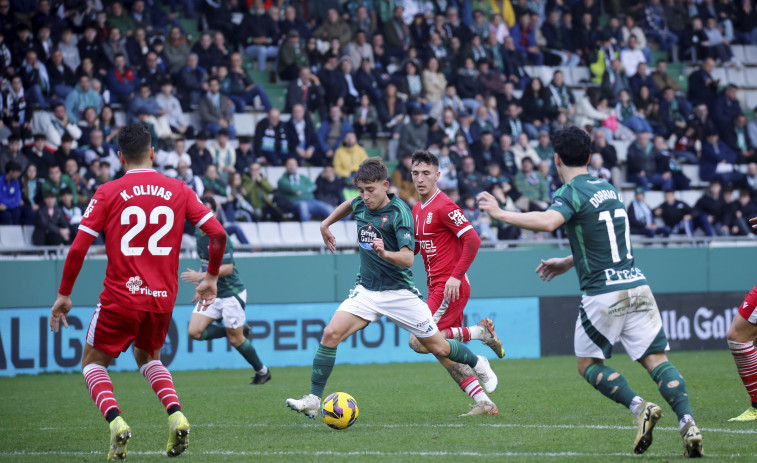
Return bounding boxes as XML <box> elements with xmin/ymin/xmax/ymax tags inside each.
<box><xmin>336</xmin><ymin>285</ymin><xmax>439</xmax><ymax>338</ymax></box>
<box><xmin>193</xmin><ymin>289</ymin><xmax>247</xmax><ymax>329</ymax></box>
<box><xmin>574</xmin><ymin>285</ymin><xmax>669</xmax><ymax>361</ymax></box>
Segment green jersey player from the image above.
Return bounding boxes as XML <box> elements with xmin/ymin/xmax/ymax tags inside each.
<box><xmin>477</xmin><ymin>127</ymin><xmax>703</xmax><ymax>458</ymax></box>
<box><xmin>182</xmin><ymin>199</ymin><xmax>270</xmax><ymax>385</ymax></box>
<box><xmin>286</xmin><ymin>158</ymin><xmax>498</xmax><ymax>418</ymax></box>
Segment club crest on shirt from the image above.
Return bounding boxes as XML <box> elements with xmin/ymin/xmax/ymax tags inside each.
<box><xmin>358</xmin><ymin>223</ymin><xmax>383</xmax><ymax>249</ymax></box>
<box><xmin>426</xmin><ymin>213</ymin><xmax>433</xmax><ymax>224</ymax></box>
<box><xmin>381</xmin><ymin>215</ymin><xmax>389</xmax><ymax>227</ymax></box>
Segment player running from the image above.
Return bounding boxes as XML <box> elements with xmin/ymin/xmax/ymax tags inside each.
<box><xmin>477</xmin><ymin>127</ymin><xmax>703</xmax><ymax>458</ymax></box>
<box><xmin>49</xmin><ymin>124</ymin><xmax>227</xmax><ymax>460</ymax></box>
<box><xmin>182</xmin><ymin>198</ymin><xmax>271</xmax><ymax>385</ymax></box>
<box><xmin>286</xmin><ymin>158</ymin><xmax>497</xmax><ymax>418</ymax></box>
<box><xmin>727</xmin><ymin>216</ymin><xmax>757</xmax><ymax>422</ymax></box>
<box><xmin>409</xmin><ymin>150</ymin><xmax>503</xmax><ymax>417</ymax></box>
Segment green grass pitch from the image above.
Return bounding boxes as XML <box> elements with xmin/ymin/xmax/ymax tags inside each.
<box><xmin>0</xmin><ymin>351</ymin><xmax>755</xmax><ymax>462</ymax></box>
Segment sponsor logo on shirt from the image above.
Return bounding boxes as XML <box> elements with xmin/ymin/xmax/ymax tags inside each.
<box><xmin>604</xmin><ymin>267</ymin><xmax>646</xmax><ymax>286</ymax></box>
<box><xmin>447</xmin><ymin>209</ymin><xmax>468</xmax><ymax>226</ymax></box>
<box><xmin>83</xmin><ymin>198</ymin><xmax>98</xmax><ymax>218</ymax></box>
<box><xmin>358</xmin><ymin>224</ymin><xmax>383</xmax><ymax>250</ymax></box>
<box><xmin>419</xmin><ymin>239</ymin><xmax>437</xmax><ymax>253</ymax></box>
<box><xmin>125</xmin><ymin>275</ymin><xmax>168</xmax><ymax>298</ymax></box>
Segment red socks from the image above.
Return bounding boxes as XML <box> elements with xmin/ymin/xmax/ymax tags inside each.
<box><xmin>729</xmin><ymin>340</ymin><xmax>757</xmax><ymax>403</ymax></box>
<box><xmin>140</xmin><ymin>360</ymin><xmax>181</xmax><ymax>414</ymax></box>
<box><xmin>83</xmin><ymin>364</ymin><xmax>120</xmax><ymax>419</ymax></box>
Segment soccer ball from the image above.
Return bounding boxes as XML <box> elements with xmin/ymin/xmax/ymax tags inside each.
<box><xmin>321</xmin><ymin>392</ymin><xmax>359</xmax><ymax>430</ymax></box>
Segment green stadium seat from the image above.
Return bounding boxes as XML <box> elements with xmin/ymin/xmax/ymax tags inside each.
<box><xmin>179</xmin><ymin>19</ymin><xmax>199</xmax><ymax>41</ymax></box>
<box><xmin>365</xmin><ymin>147</ymin><xmax>383</xmax><ymax>158</ymax></box>
<box><xmin>249</xmin><ymin>70</ymin><xmax>271</xmax><ymax>85</ymax></box>
<box><xmin>265</xmin><ymin>86</ymin><xmax>287</xmax><ymax>110</ymax></box>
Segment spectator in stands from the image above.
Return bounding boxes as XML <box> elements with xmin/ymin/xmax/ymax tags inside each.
<box><xmin>278</xmin><ymin>29</ymin><xmax>308</xmax><ymax>82</ymax></box>
<box><xmin>209</xmin><ymin>129</ymin><xmax>235</xmax><ymax>179</ymax></box>
<box><xmin>471</xmin><ymin>130</ymin><xmax>504</xmax><ymax>174</ymax></box>
<box><xmin>744</xmin><ymin>162</ymin><xmax>757</xmax><ymax>193</ymax></box>
<box><xmin>226</xmin><ymin>52</ymin><xmax>273</xmax><ymax>113</ymax></box>
<box><xmin>280</xmin><ymin>5</ymin><xmax>310</xmax><ymax>41</ymax></box>
<box><xmin>590</xmin><ymin>32</ymin><xmax>619</xmax><ymax>85</ymax></box>
<box><xmin>713</xmin><ymin>84</ymin><xmax>742</xmax><ymax>135</ymax></box>
<box><xmin>254</xmin><ymin>108</ymin><xmax>291</xmax><ymax>166</ymax></box>
<box><xmin>520</xmin><ymin>77</ymin><xmax>555</xmax><ymax>136</ymax></box>
<box><xmin>541</xmin><ymin>10</ymin><xmax>580</xmax><ymax>67</ymax></box>
<box><xmin>240</xmin><ymin>0</ymin><xmax>280</xmax><ymax>72</ymax></box>
<box><xmin>278</xmin><ymin>157</ymin><xmax>334</xmax><ymax>221</ymax></box>
<box><xmin>616</xmin><ymin>89</ymin><xmax>653</xmax><ymax>134</ymax></box>
<box><xmin>514</xmin><ymin>157</ymin><xmax>550</xmax><ymax>211</ymax></box>
<box><xmin>655</xmin><ymin>189</ymin><xmax>713</xmax><ymax>237</ymax></box>
<box><xmin>3</xmin><ymin>75</ymin><xmax>32</xmax><ymax>139</ymax></box>
<box><xmin>24</xmin><ymin>134</ymin><xmax>56</xmax><ymax>179</ymax></box>
<box><xmin>77</xmin><ymin>25</ymin><xmax>106</xmax><ymax>76</ymax></box>
<box><xmin>620</xmin><ymin>35</ymin><xmax>646</xmax><ymax>79</ymax></box>
<box><xmin>188</xmin><ymin>131</ymin><xmax>213</xmax><ymax>177</ymax></box>
<box><xmin>105</xmin><ymin>53</ymin><xmax>138</xmax><ymax>106</ymax></box>
<box><xmin>651</xmin><ymin>61</ymin><xmax>679</xmax><ymax>95</ymax></box>
<box><xmin>20</xmin><ymin>163</ymin><xmax>41</xmax><ymax>218</ymax></box>
<box><xmin>345</xmin><ymin>29</ymin><xmax>374</xmax><ymax>69</ymax></box>
<box><xmin>84</xmin><ymin>130</ymin><xmax>120</xmax><ymax>178</ymax></box>
<box><xmin>138</xmin><ymin>51</ymin><xmax>168</xmax><ymax>95</ymax></box>
<box><xmin>64</xmin><ymin>158</ymin><xmax>90</xmax><ymax>206</ymax></box>
<box><xmin>202</xmin><ymin>164</ymin><xmax>230</xmax><ymax>207</ymax></box>
<box><xmin>233</xmin><ymin>137</ymin><xmax>254</xmax><ymax>174</ymax></box>
<box><xmin>337</xmin><ymin>57</ymin><xmax>360</xmax><ymax>114</ymax></box>
<box><xmin>575</xmin><ymin>87</ymin><xmax>611</xmax><ymax>137</ymax></box>
<box><xmin>165</xmin><ymin>25</ymin><xmax>191</xmax><ymax>74</ymax></box>
<box><xmin>703</xmin><ymin>16</ymin><xmax>738</xmax><ymax>65</ymax></box>
<box><xmin>622</xmin><ymin>15</ymin><xmax>653</xmax><ymax>64</ymax></box>
<box><xmin>456</xmin><ymin>57</ymin><xmax>484</xmax><ymax>115</ymax></box>
<box><xmin>285</xmin><ymin>103</ymin><xmax>320</xmax><ymax>166</ymax></box>
<box><xmin>462</xmin><ymin>193</ymin><xmax>496</xmax><ymax>242</ymax></box>
<box><xmin>285</xmin><ymin>67</ymin><xmax>325</xmax><ymax>117</ymax></box>
<box><xmin>224</xmin><ymin>171</ymin><xmax>257</xmax><ymax>223</ymax></box>
<box><xmin>241</xmin><ymin>162</ymin><xmax>278</xmax><ymax>222</ymax></box>
<box><xmin>107</xmin><ymin>2</ymin><xmax>134</xmax><ymax>36</ymax></box>
<box><xmin>654</xmin><ymin>134</ymin><xmax>691</xmax><ymax>190</ymax></box>
<box><xmin>64</xmin><ymin>75</ymin><xmax>102</xmax><ymax>125</ymax></box>
<box><xmin>127</xmin><ymin>28</ymin><xmax>151</xmax><ymax>73</ymax></box>
<box><xmin>689</xmin><ymin>59</ymin><xmax>720</xmax><ymax>110</ymax></box>
<box><xmin>628</xmin><ymin>187</ymin><xmax>670</xmax><ymax>237</ymax></box>
<box><xmin>700</xmin><ymin>130</ymin><xmax>745</xmax><ymax>186</ymax></box>
<box><xmin>59</xmin><ymin>28</ymin><xmax>80</xmax><ymax>72</ymax></box>
<box><xmin>318</xmin><ymin>53</ymin><xmax>343</xmax><ymax>110</ymax></box>
<box><xmin>535</xmin><ymin>131</ymin><xmax>555</xmax><ymax>162</ymax></box>
<box><xmin>572</xmin><ymin>12</ymin><xmax>598</xmax><ymax>60</ymax></box>
<box><xmin>129</xmin><ymin>83</ymin><xmax>160</xmax><ymax>123</ymax></box>
<box><xmin>548</xmin><ymin>70</ymin><xmax>577</xmax><ymax>119</ymax></box>
<box><xmin>353</xmin><ymin>94</ymin><xmax>379</xmax><ymax>147</ymax></box>
<box><xmin>726</xmin><ymin>190</ymin><xmax>757</xmax><ymax>235</ymax></box>
<box><xmin>383</xmin><ymin>5</ymin><xmax>410</xmax><ymax>61</ymax></box>
<box><xmin>734</xmin><ymin>0</ymin><xmax>757</xmax><ymax>45</ymax></box>
<box><xmin>658</xmin><ymin>86</ymin><xmax>690</xmax><ymax>138</ymax></box>
<box><xmin>20</xmin><ymin>49</ymin><xmax>50</xmax><ymax>108</ymax></box>
<box><xmin>44</xmin><ymin>103</ymin><xmax>82</xmax><ymax>151</ymax></box>
<box><xmin>643</xmin><ymin>0</ymin><xmax>679</xmax><ymax>62</ymax></box>
<box><xmin>48</xmin><ymin>49</ymin><xmax>76</xmax><ymax>103</ymax></box>
<box><xmin>628</xmin><ymin>62</ymin><xmax>658</xmax><ymax>99</ymax></box>
<box><xmin>191</xmin><ymin>33</ymin><xmax>219</xmax><ymax>75</ymax></box>
<box><xmin>695</xmin><ymin>180</ymin><xmax>730</xmax><ymax>235</ymax></box>
<box><xmin>199</xmin><ymin>76</ymin><xmax>236</xmax><ymax>139</ymax></box>
<box><xmin>58</xmin><ymin>185</ymin><xmax>82</xmax><ymax>236</ymax></box>
<box><xmin>317</xmin><ymin>105</ymin><xmax>354</xmax><ymax>164</ymax></box>
<box><xmin>627</xmin><ymin>131</ymin><xmax>674</xmax><ymax>191</ymax></box>
<box><xmin>724</xmin><ymin>114</ymin><xmax>756</xmax><ymax>164</ymax></box>
<box><xmin>313</xmin><ymin>7</ymin><xmax>352</xmax><ymax>45</ymax></box>
<box><xmin>601</xmin><ymin>58</ymin><xmax>630</xmax><ymax>102</ymax></box>
<box><xmin>315</xmin><ymin>164</ymin><xmax>346</xmax><ymax>208</ymax></box>
<box><xmin>0</xmin><ymin>161</ymin><xmax>22</xmax><ymax>224</ymax></box>
<box><xmin>687</xmin><ymin>102</ymin><xmax>717</xmax><ymax>151</ymax></box>
<box><xmin>353</xmin><ymin>57</ymin><xmax>388</xmax><ymax>105</ymax></box>
<box><xmin>350</xmin><ymin>5</ymin><xmax>374</xmax><ymax>38</ymax></box>
<box><xmin>332</xmin><ymin>131</ymin><xmax>367</xmax><ymax>180</ymax></box>
<box><xmin>587</xmin><ymin>152</ymin><xmax>612</xmax><ymax>183</ymax></box>
<box><xmin>0</xmin><ymin>136</ymin><xmax>28</xmax><ymax>176</ymax></box>
<box><xmin>390</xmin><ymin>153</ymin><xmax>419</xmax><ymax>207</ymax></box>
<box><xmin>32</xmin><ymin>189</ymin><xmax>70</xmax><ymax>245</ymax></box>
<box><xmin>54</xmin><ymin>134</ymin><xmax>79</xmax><ymax>171</ymax></box>
<box><xmin>422</xmin><ymin>56</ymin><xmax>446</xmax><ymax>107</ymax></box>
<box><xmin>511</xmin><ymin>132</ymin><xmax>539</xmax><ymax>171</ymax></box>
<box><xmin>156</xmin><ymin>80</ymin><xmax>190</xmax><ymax>139</ymax></box>
<box><xmin>510</xmin><ymin>13</ymin><xmax>543</xmax><ymax>65</ymax></box>
<box><xmin>176</xmin><ymin>53</ymin><xmax>207</xmax><ymax>110</ymax></box>
<box><xmin>397</xmin><ymin>106</ymin><xmax>428</xmax><ymax>160</ymax></box>
<box><xmin>501</xmin><ymin>35</ymin><xmax>529</xmax><ymax>91</ymax></box>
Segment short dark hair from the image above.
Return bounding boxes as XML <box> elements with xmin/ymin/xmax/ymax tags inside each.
<box><xmin>202</xmin><ymin>197</ymin><xmax>217</xmax><ymax>212</ymax></box>
<box><xmin>353</xmin><ymin>158</ymin><xmax>388</xmax><ymax>185</ymax></box>
<box><xmin>5</xmin><ymin>161</ymin><xmax>21</xmax><ymax>173</ymax></box>
<box><xmin>411</xmin><ymin>150</ymin><xmax>439</xmax><ymax>168</ymax></box>
<box><xmin>552</xmin><ymin>127</ymin><xmax>591</xmax><ymax>167</ymax></box>
<box><xmin>117</xmin><ymin>123</ymin><xmax>152</xmax><ymax>162</ymax></box>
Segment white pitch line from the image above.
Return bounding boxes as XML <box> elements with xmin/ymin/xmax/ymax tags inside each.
<box><xmin>3</xmin><ymin>450</ymin><xmax>757</xmax><ymax>458</ymax></box>
<box><xmin>26</xmin><ymin>422</ymin><xmax>757</xmax><ymax>435</ymax></box>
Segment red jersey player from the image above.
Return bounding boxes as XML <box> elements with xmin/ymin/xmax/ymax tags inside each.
<box><xmin>409</xmin><ymin>150</ymin><xmax>505</xmax><ymax>416</ymax></box>
<box><xmin>727</xmin><ymin>216</ymin><xmax>757</xmax><ymax>422</ymax></box>
<box><xmin>49</xmin><ymin>124</ymin><xmax>227</xmax><ymax>460</ymax></box>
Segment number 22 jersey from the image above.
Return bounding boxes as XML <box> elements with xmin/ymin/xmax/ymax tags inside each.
<box><xmin>548</xmin><ymin>174</ymin><xmax>647</xmax><ymax>295</ymax></box>
<box><xmin>78</xmin><ymin>169</ymin><xmax>215</xmax><ymax>313</ymax></box>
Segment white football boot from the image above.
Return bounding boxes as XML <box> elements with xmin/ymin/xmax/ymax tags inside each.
<box><xmin>285</xmin><ymin>394</ymin><xmax>321</xmax><ymax>419</ymax></box>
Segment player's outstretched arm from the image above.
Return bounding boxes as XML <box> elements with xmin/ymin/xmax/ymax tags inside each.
<box><xmin>50</xmin><ymin>231</ymin><xmax>96</xmax><ymax>332</ymax></box>
<box><xmin>476</xmin><ymin>191</ymin><xmax>565</xmax><ymax>232</ymax></box>
<box><xmin>320</xmin><ymin>199</ymin><xmax>353</xmax><ymax>253</ymax></box>
<box><xmin>535</xmin><ymin>255</ymin><xmax>575</xmax><ymax>282</ymax></box>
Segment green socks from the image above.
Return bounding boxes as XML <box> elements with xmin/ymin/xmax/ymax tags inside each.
<box><xmin>235</xmin><ymin>339</ymin><xmax>264</xmax><ymax>371</ymax></box>
<box><xmin>650</xmin><ymin>361</ymin><xmax>693</xmax><ymax>421</ymax></box>
<box><xmin>199</xmin><ymin>323</ymin><xmax>227</xmax><ymax>340</ymax></box>
<box><xmin>310</xmin><ymin>344</ymin><xmax>337</xmax><ymax>398</ymax></box>
<box><xmin>584</xmin><ymin>363</ymin><xmax>638</xmax><ymax>407</ymax></box>
<box><xmin>446</xmin><ymin>339</ymin><xmax>478</xmax><ymax>368</ymax></box>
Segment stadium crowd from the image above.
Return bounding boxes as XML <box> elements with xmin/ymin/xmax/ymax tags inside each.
<box><xmin>2</xmin><ymin>0</ymin><xmax>757</xmax><ymax>246</ymax></box>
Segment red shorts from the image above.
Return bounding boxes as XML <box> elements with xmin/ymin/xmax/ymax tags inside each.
<box><xmin>426</xmin><ymin>278</ymin><xmax>471</xmax><ymax>331</ymax></box>
<box><xmin>738</xmin><ymin>284</ymin><xmax>757</xmax><ymax>324</ymax></box>
<box><xmin>86</xmin><ymin>303</ymin><xmax>173</xmax><ymax>359</ymax></box>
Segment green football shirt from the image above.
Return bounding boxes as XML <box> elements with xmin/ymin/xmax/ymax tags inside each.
<box><xmin>350</xmin><ymin>194</ymin><xmax>419</xmax><ymax>293</ymax></box>
<box><xmin>195</xmin><ymin>229</ymin><xmax>245</xmax><ymax>299</ymax></box>
<box><xmin>548</xmin><ymin>174</ymin><xmax>647</xmax><ymax>295</ymax></box>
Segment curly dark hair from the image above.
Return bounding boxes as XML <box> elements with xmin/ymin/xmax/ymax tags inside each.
<box><xmin>411</xmin><ymin>150</ymin><xmax>439</xmax><ymax>167</ymax></box>
<box><xmin>552</xmin><ymin>127</ymin><xmax>591</xmax><ymax>167</ymax></box>
<box><xmin>116</xmin><ymin>124</ymin><xmax>152</xmax><ymax>162</ymax></box>
<box><xmin>353</xmin><ymin>158</ymin><xmax>388</xmax><ymax>185</ymax></box>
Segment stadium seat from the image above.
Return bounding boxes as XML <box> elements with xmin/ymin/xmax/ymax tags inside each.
<box><xmin>328</xmin><ymin>220</ymin><xmax>349</xmax><ymax>245</ymax></box>
<box><xmin>745</xmin><ymin>45</ymin><xmax>757</xmax><ymax>65</ymax></box>
<box><xmin>257</xmin><ymin>222</ymin><xmax>284</xmax><ymax>246</ymax></box>
<box><xmin>344</xmin><ymin>220</ymin><xmax>358</xmax><ymax>244</ymax></box>
<box><xmin>265</xmin><ymin>166</ymin><xmax>287</xmax><ymax>184</ymax></box>
<box><xmin>711</xmin><ymin>67</ymin><xmax>727</xmax><ymax>83</ymax></box>
<box><xmin>236</xmin><ymin>222</ymin><xmax>262</xmax><ymax>246</ymax></box>
<box><xmin>305</xmin><ymin>166</ymin><xmax>323</xmax><ymax>182</ymax></box>
<box><xmin>609</xmin><ymin>140</ymin><xmax>632</xmax><ymax>163</ymax></box>
<box><xmin>249</xmin><ymin>70</ymin><xmax>271</xmax><ymax>85</ymax></box>
<box><xmin>570</xmin><ymin>67</ymin><xmax>591</xmax><ymax>84</ymax></box>
<box><xmin>732</xmin><ymin>45</ymin><xmax>746</xmax><ymax>63</ymax></box>
<box><xmin>301</xmin><ymin>221</ymin><xmax>328</xmax><ymax>246</ymax></box>
<box><xmin>365</xmin><ymin>147</ymin><xmax>383</xmax><ymax>158</ymax></box>
<box><xmin>279</xmin><ymin>222</ymin><xmax>306</xmax><ymax>246</ymax></box>
<box><xmin>22</xmin><ymin>226</ymin><xmax>33</xmax><ymax>245</ymax></box>
<box><xmin>681</xmin><ymin>164</ymin><xmax>704</xmax><ymax>187</ymax></box>
<box><xmin>727</xmin><ymin>68</ymin><xmax>747</xmax><ymax>88</ymax></box>
<box><xmin>0</xmin><ymin>225</ymin><xmax>26</xmax><ymax>247</ymax></box>
<box><xmin>680</xmin><ymin>190</ymin><xmax>701</xmax><ymax>207</ymax></box>
<box><xmin>114</xmin><ymin>110</ymin><xmax>128</xmax><ymax>127</ymax></box>
<box><xmin>746</xmin><ymin>91</ymin><xmax>757</xmax><ymax>111</ymax></box>
<box><xmin>265</xmin><ymin>87</ymin><xmax>287</xmax><ymax>110</ymax></box>
<box><xmin>233</xmin><ymin>113</ymin><xmax>257</xmax><ymax>137</ymax></box>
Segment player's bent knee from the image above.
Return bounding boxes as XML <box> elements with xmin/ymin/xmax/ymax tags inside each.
<box><xmin>321</xmin><ymin>325</ymin><xmax>343</xmax><ymax>347</ymax></box>
<box><xmin>408</xmin><ymin>335</ymin><xmax>427</xmax><ymax>353</ymax></box>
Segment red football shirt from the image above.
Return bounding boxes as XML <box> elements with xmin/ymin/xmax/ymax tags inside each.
<box><xmin>77</xmin><ymin>169</ymin><xmax>214</xmax><ymax>313</ymax></box>
<box><xmin>412</xmin><ymin>189</ymin><xmax>475</xmax><ymax>289</ymax></box>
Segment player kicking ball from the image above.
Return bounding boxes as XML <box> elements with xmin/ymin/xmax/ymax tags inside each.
<box><xmin>409</xmin><ymin>150</ymin><xmax>503</xmax><ymax>417</ymax></box>
<box><xmin>286</xmin><ymin>158</ymin><xmax>497</xmax><ymax>418</ymax></box>
<box><xmin>49</xmin><ymin>124</ymin><xmax>227</xmax><ymax>460</ymax></box>
<box><xmin>726</xmin><ymin>216</ymin><xmax>757</xmax><ymax>422</ymax></box>
<box><xmin>476</xmin><ymin>127</ymin><xmax>703</xmax><ymax>458</ymax></box>
<box><xmin>182</xmin><ymin>199</ymin><xmax>271</xmax><ymax>385</ymax></box>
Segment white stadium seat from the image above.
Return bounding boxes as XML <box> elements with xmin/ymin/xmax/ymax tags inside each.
<box><xmin>329</xmin><ymin>220</ymin><xmax>349</xmax><ymax>246</ymax></box>
<box><xmin>746</xmin><ymin>90</ymin><xmax>757</xmax><ymax>111</ymax></box>
<box><xmin>306</xmin><ymin>167</ymin><xmax>323</xmax><ymax>182</ymax></box>
<box><xmin>726</xmin><ymin>68</ymin><xmax>747</xmax><ymax>88</ymax></box>
<box><xmin>301</xmin><ymin>221</ymin><xmax>328</xmax><ymax>246</ymax></box>
<box><xmin>233</xmin><ymin>113</ymin><xmax>257</xmax><ymax>137</ymax></box>
<box><xmin>279</xmin><ymin>222</ymin><xmax>306</xmax><ymax>246</ymax></box>
<box><xmin>570</xmin><ymin>67</ymin><xmax>591</xmax><ymax>84</ymax></box>
<box><xmin>236</xmin><ymin>222</ymin><xmax>262</xmax><ymax>246</ymax></box>
<box><xmin>22</xmin><ymin>226</ymin><xmax>33</xmax><ymax>245</ymax></box>
<box><xmin>0</xmin><ymin>226</ymin><xmax>26</xmax><ymax>246</ymax></box>
<box><xmin>344</xmin><ymin>220</ymin><xmax>358</xmax><ymax>245</ymax></box>
<box><xmin>711</xmin><ymin>67</ymin><xmax>727</xmax><ymax>83</ymax></box>
<box><xmin>732</xmin><ymin>45</ymin><xmax>746</xmax><ymax>63</ymax></box>
<box><xmin>264</xmin><ymin>166</ymin><xmax>287</xmax><ymax>184</ymax></box>
<box><xmin>744</xmin><ymin>45</ymin><xmax>757</xmax><ymax>65</ymax></box>
<box><xmin>257</xmin><ymin>222</ymin><xmax>284</xmax><ymax>246</ymax></box>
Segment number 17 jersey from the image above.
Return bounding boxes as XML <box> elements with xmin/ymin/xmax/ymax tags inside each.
<box><xmin>548</xmin><ymin>174</ymin><xmax>647</xmax><ymax>295</ymax></box>
<box><xmin>78</xmin><ymin>169</ymin><xmax>214</xmax><ymax>313</ymax></box>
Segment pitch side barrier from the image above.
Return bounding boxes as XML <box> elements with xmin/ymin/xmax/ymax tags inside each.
<box><xmin>0</xmin><ymin>245</ymin><xmax>754</xmax><ymax>376</ymax></box>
